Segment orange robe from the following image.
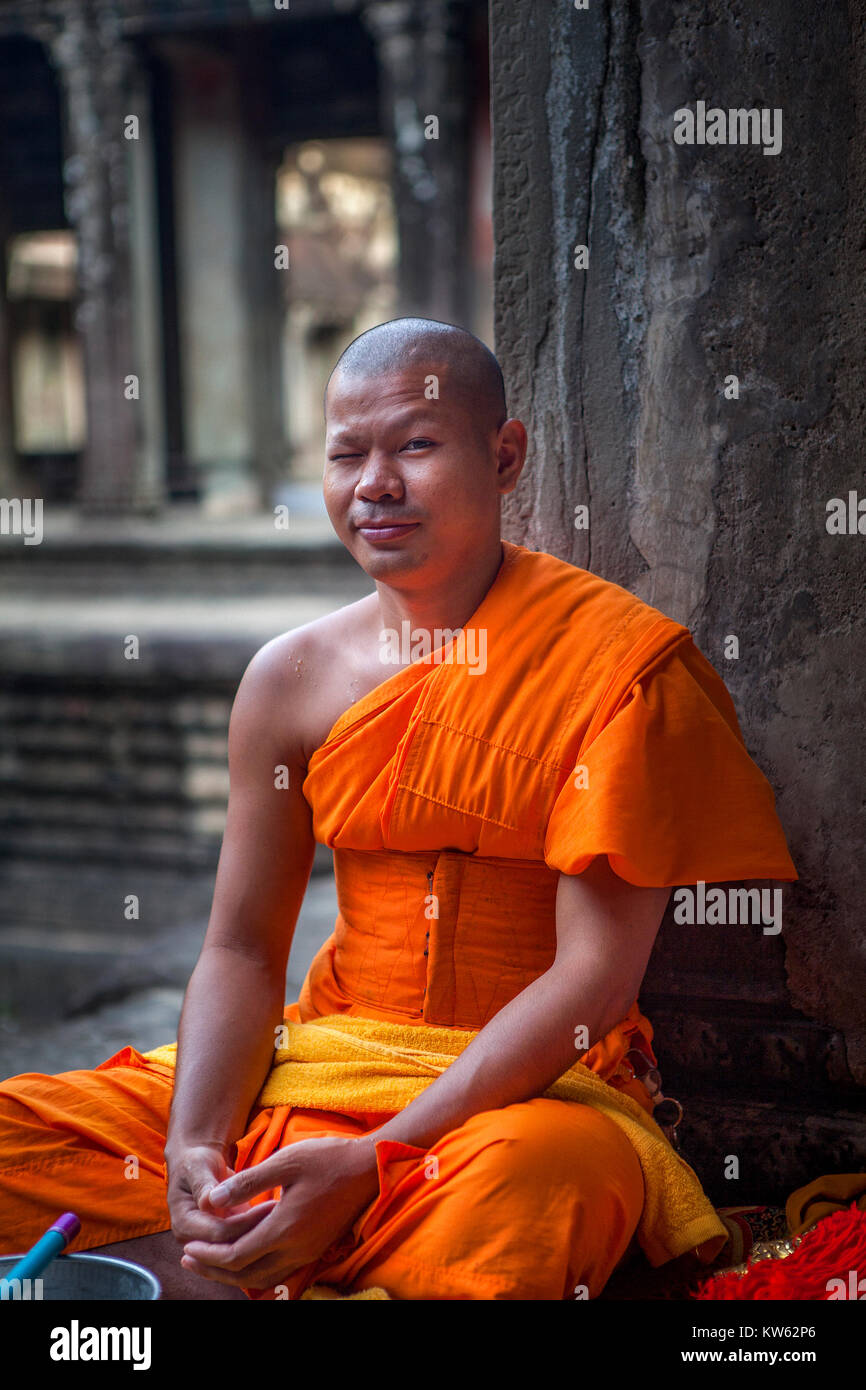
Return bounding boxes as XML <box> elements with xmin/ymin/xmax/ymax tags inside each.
<box><xmin>0</xmin><ymin>540</ymin><xmax>797</xmax><ymax>1299</ymax></box>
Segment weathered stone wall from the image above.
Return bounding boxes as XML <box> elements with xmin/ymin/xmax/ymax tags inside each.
<box><xmin>490</xmin><ymin>0</ymin><xmax>865</xmax><ymax>1184</ymax></box>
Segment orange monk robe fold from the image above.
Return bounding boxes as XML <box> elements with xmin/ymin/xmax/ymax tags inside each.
<box><xmin>0</xmin><ymin>541</ymin><xmax>797</xmax><ymax>1300</ymax></box>
<box><xmin>295</xmin><ymin>538</ymin><xmax>796</xmax><ymax>1035</ymax></box>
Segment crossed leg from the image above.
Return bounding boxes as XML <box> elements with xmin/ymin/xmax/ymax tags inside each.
<box><xmin>0</xmin><ymin>1048</ymin><xmax>225</xmax><ymax>1299</ymax></box>
<box><xmin>0</xmin><ymin>1050</ymin><xmax>644</xmax><ymax>1300</ymax></box>
<box><xmin>303</xmin><ymin>1096</ymin><xmax>646</xmax><ymax>1301</ymax></box>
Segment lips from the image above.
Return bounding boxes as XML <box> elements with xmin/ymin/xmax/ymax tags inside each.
<box><xmin>356</xmin><ymin>521</ymin><xmax>420</xmax><ymax>541</ymax></box>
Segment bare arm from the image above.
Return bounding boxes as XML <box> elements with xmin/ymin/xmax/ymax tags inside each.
<box><xmin>163</xmin><ymin>636</ymin><xmax>315</xmax><ymax>1179</ymax></box>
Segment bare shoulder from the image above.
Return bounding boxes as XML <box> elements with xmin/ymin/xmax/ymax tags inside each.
<box><xmin>235</xmin><ymin>593</ymin><xmax>381</xmax><ymax>767</ymax></box>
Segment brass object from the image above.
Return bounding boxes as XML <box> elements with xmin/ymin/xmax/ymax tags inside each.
<box><xmin>711</xmin><ymin>1233</ymin><xmax>802</xmax><ymax>1280</ymax></box>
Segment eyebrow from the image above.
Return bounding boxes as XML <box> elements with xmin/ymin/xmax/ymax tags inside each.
<box><xmin>327</xmin><ymin>411</ymin><xmax>441</xmax><ymax>444</ymax></box>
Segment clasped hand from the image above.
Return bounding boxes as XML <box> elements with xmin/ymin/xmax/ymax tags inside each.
<box><xmin>167</xmin><ymin>1134</ymin><xmax>380</xmax><ymax>1292</ymax></box>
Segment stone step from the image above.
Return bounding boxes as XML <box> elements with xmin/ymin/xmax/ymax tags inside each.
<box><xmin>0</xmin><ymin>500</ymin><xmax>364</xmax><ymax>597</ymax></box>
<box><xmin>0</xmin><ymin>581</ymin><xmax>365</xmax><ymax>874</ymax></box>
<box><xmin>0</xmin><ymin>588</ymin><xmax>370</xmax><ymax>679</ymax></box>
<box><xmin>0</xmin><ymin>844</ymin><xmax>333</xmax><ymax>930</ymax></box>
<box><xmin>0</xmin><ymin>553</ymin><xmax>363</xmax><ymax>598</ymax></box>
<box><xmin>0</xmin><ymin>827</ymin><xmax>223</xmax><ymax>867</ymax></box>
<box><xmin>0</xmin><ymin>866</ymin><xmax>337</xmax><ymax>1040</ymax></box>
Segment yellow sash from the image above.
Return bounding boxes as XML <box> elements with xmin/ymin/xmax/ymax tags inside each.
<box><xmin>144</xmin><ymin>1013</ymin><xmax>726</xmax><ymax>1269</ymax></box>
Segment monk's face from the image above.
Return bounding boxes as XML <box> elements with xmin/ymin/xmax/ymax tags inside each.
<box><xmin>323</xmin><ymin>365</ymin><xmax>524</xmax><ymax>585</ymax></box>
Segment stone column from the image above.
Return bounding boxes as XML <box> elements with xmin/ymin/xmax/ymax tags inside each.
<box><xmin>239</xmin><ymin>135</ymin><xmax>286</xmax><ymax>507</ymax></box>
<box><xmin>38</xmin><ymin>0</ymin><xmax>161</xmax><ymax>512</ymax></box>
<box><xmin>489</xmin><ymin>0</ymin><xmax>866</xmax><ymax>1189</ymax></box>
<box><xmin>0</xmin><ymin>212</ymin><xmax>16</xmax><ymax>492</ymax></box>
<box><xmin>125</xmin><ymin>51</ymin><xmax>168</xmax><ymax>512</ymax></box>
<box><xmin>166</xmin><ymin>38</ymin><xmax>259</xmax><ymax>515</ymax></box>
<box><xmin>362</xmin><ymin>0</ymin><xmax>472</xmax><ymax>322</ymax></box>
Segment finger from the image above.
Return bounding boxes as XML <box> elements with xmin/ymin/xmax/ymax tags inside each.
<box><xmin>208</xmin><ymin>1153</ymin><xmax>290</xmax><ymax>1208</ymax></box>
<box><xmin>180</xmin><ymin>1254</ymin><xmax>247</xmax><ymax>1288</ymax></box>
<box><xmin>222</xmin><ymin>1254</ymin><xmax>305</xmax><ymax>1292</ymax></box>
<box><xmin>199</xmin><ymin>1188</ymin><xmax>255</xmax><ymax>1215</ymax></box>
<box><xmin>181</xmin><ymin>1251</ymin><xmax>303</xmax><ymax>1292</ymax></box>
<box><xmin>186</xmin><ymin>1158</ymin><xmax>236</xmax><ymax>1208</ymax></box>
<box><xmin>183</xmin><ymin>1210</ymin><xmax>288</xmax><ymax>1272</ymax></box>
<box><xmin>174</xmin><ymin>1199</ymin><xmax>278</xmax><ymax>1246</ymax></box>
<box><xmin>192</xmin><ymin>1166</ymin><xmax>252</xmax><ymax>1214</ymax></box>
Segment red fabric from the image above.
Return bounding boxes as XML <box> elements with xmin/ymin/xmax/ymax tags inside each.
<box><xmin>694</xmin><ymin>1204</ymin><xmax>866</xmax><ymax>1300</ymax></box>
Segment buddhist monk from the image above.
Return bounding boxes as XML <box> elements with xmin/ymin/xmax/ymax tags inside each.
<box><xmin>0</xmin><ymin>318</ymin><xmax>797</xmax><ymax>1301</ymax></box>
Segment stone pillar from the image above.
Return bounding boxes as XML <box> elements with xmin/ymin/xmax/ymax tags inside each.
<box><xmin>38</xmin><ymin>0</ymin><xmax>161</xmax><ymax>512</ymax></box>
<box><xmin>239</xmin><ymin>136</ymin><xmax>286</xmax><ymax>507</ymax></box>
<box><xmin>166</xmin><ymin>39</ymin><xmax>259</xmax><ymax>515</ymax></box>
<box><xmin>0</xmin><ymin>216</ymin><xmax>16</xmax><ymax>492</ymax></box>
<box><xmin>125</xmin><ymin>52</ymin><xmax>168</xmax><ymax>512</ymax></box>
<box><xmin>362</xmin><ymin>0</ymin><xmax>472</xmax><ymax>322</ymax></box>
<box><xmin>490</xmin><ymin>0</ymin><xmax>866</xmax><ymax>1190</ymax></box>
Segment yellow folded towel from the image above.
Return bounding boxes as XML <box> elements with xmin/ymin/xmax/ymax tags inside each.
<box><xmin>144</xmin><ymin>1014</ymin><xmax>727</xmax><ymax>1269</ymax></box>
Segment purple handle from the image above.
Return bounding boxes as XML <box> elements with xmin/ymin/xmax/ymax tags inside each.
<box><xmin>50</xmin><ymin>1212</ymin><xmax>81</xmax><ymax>1243</ymax></box>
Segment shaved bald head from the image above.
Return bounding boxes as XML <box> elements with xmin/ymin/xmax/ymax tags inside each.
<box><xmin>324</xmin><ymin>317</ymin><xmax>507</xmax><ymax>437</ymax></box>
<box><xmin>321</xmin><ymin>315</ymin><xmax>526</xmax><ymax>588</ymax></box>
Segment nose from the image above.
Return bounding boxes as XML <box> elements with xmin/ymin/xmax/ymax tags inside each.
<box><xmin>354</xmin><ymin>449</ymin><xmax>405</xmax><ymax>503</ymax></box>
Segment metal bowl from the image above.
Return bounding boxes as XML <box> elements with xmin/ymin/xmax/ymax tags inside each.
<box><xmin>0</xmin><ymin>1252</ymin><xmax>161</xmax><ymax>1300</ymax></box>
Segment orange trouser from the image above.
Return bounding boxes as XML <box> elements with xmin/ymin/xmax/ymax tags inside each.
<box><xmin>0</xmin><ymin>1045</ymin><xmax>646</xmax><ymax>1300</ymax></box>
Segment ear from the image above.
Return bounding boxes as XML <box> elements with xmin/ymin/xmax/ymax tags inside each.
<box><xmin>495</xmin><ymin>419</ymin><xmax>528</xmax><ymax>494</ymax></box>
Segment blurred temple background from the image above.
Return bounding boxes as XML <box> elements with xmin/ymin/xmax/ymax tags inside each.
<box><xmin>0</xmin><ymin>1</ymin><xmax>491</xmax><ymax>1074</ymax></box>
<box><xmin>0</xmin><ymin>0</ymin><xmax>492</xmax><ymax>510</ymax></box>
